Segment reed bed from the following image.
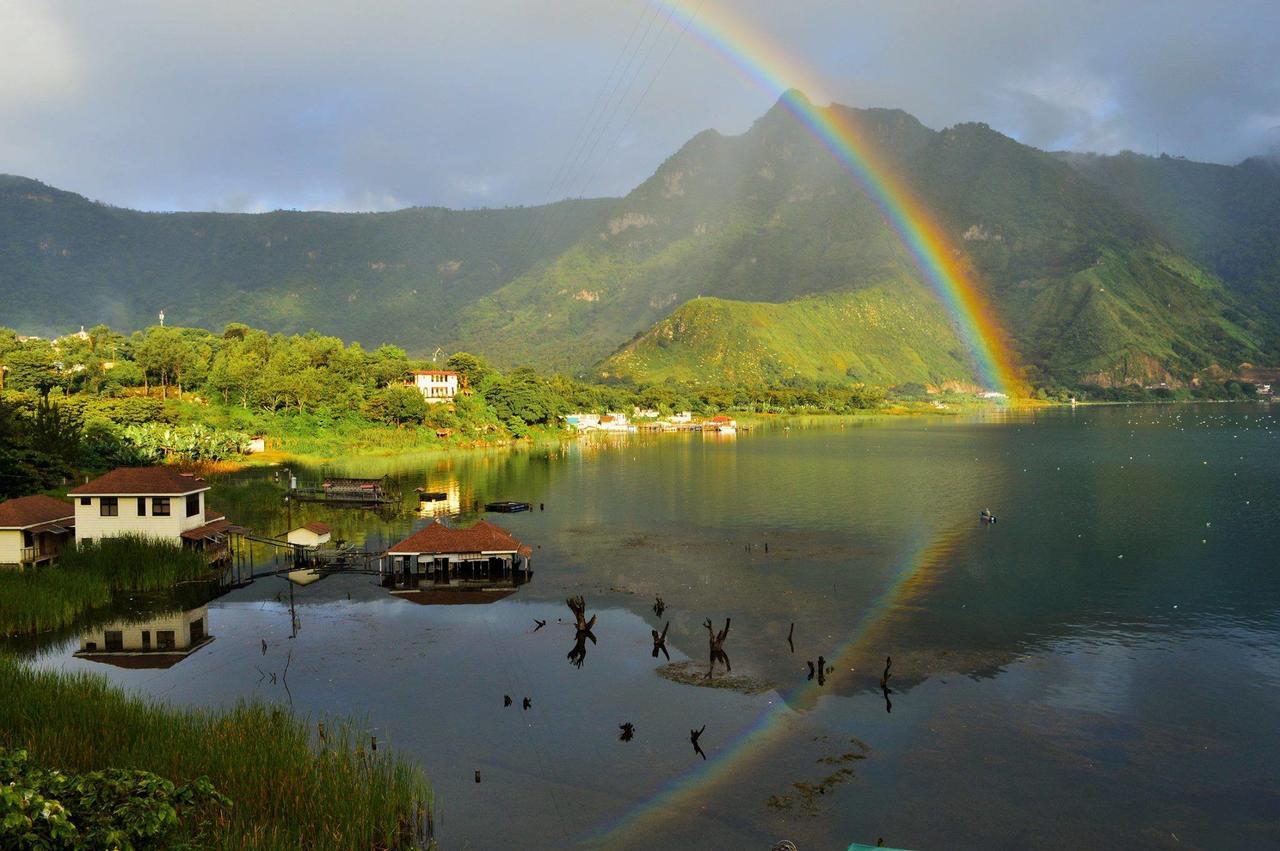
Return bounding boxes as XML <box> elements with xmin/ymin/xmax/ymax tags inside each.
<box><xmin>0</xmin><ymin>658</ymin><xmax>434</xmax><ymax>850</ymax></box>
<box><xmin>0</xmin><ymin>535</ymin><xmax>213</xmax><ymax>636</ymax></box>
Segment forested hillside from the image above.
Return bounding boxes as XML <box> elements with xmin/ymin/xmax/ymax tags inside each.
<box><xmin>3</xmin><ymin>94</ymin><xmax>1277</xmax><ymax>391</ymax></box>
<box><xmin>0</xmin><ymin>174</ymin><xmax>611</xmax><ymax>346</ymax></box>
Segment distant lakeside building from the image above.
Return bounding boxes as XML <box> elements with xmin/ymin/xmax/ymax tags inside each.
<box><xmin>407</xmin><ymin>370</ymin><xmax>460</xmax><ymax>404</ymax></box>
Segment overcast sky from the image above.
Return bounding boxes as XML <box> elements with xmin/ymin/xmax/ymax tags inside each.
<box><xmin>2</xmin><ymin>0</ymin><xmax>1277</xmax><ymax>212</ymax></box>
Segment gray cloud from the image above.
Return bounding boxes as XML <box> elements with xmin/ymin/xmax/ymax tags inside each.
<box><xmin>1</xmin><ymin>0</ymin><xmax>1277</xmax><ymax>212</ymax></box>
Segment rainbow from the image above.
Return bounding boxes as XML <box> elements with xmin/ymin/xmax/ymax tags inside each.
<box><xmin>588</xmin><ymin>522</ymin><xmax>968</xmax><ymax>844</ymax></box>
<box><xmin>646</xmin><ymin>0</ymin><xmax>1023</xmax><ymax>396</ymax></box>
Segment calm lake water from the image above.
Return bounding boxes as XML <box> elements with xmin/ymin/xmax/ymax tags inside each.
<box><xmin>14</xmin><ymin>404</ymin><xmax>1280</xmax><ymax>849</ymax></box>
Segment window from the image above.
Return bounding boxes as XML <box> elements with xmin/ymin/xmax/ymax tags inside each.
<box><xmin>80</xmin><ymin>497</ymin><xmax>90</xmax><ymax>506</ymax></box>
<box><xmin>186</xmin><ymin>493</ymin><xmax>200</xmax><ymax>517</ymax></box>
<box><xmin>137</xmin><ymin>497</ymin><xmax>147</xmax><ymax>516</ymax></box>
<box><xmin>153</xmin><ymin>497</ymin><xmax>170</xmax><ymax>516</ymax></box>
<box><xmin>141</xmin><ymin>630</ymin><xmax>151</xmax><ymax>650</ymax></box>
<box><xmin>100</xmin><ymin>497</ymin><xmax>118</xmax><ymax>517</ymax></box>
<box><xmin>156</xmin><ymin>630</ymin><xmax>176</xmax><ymax>650</ymax></box>
<box><xmin>104</xmin><ymin>630</ymin><xmax>123</xmax><ymax>651</ymax></box>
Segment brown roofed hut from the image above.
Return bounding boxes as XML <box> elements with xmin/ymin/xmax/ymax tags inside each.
<box><xmin>382</xmin><ymin>520</ymin><xmax>532</xmax><ymax>590</ymax></box>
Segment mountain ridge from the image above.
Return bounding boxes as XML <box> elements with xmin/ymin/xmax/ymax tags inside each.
<box><xmin>2</xmin><ymin>95</ymin><xmax>1276</xmax><ymax>390</ymax></box>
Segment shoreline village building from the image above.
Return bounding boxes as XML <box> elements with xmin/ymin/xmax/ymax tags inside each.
<box><xmin>381</xmin><ymin>519</ymin><xmax>532</xmax><ymax>589</ymax></box>
<box><xmin>68</xmin><ymin>467</ymin><xmax>235</xmax><ymax>560</ymax></box>
<box><xmin>408</xmin><ymin>370</ymin><xmax>460</xmax><ymax>404</ymax></box>
<box><xmin>0</xmin><ymin>494</ymin><xmax>76</xmax><ymax>568</ymax></box>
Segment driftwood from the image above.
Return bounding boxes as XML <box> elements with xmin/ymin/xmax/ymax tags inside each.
<box><xmin>566</xmin><ymin>596</ymin><xmax>598</xmax><ymax>668</ymax></box>
<box><xmin>618</xmin><ymin>722</ymin><xmax>635</xmax><ymax>742</ymax></box>
<box><xmin>651</xmin><ymin>621</ymin><xmax>671</xmax><ymax>660</ymax></box>
<box><xmin>704</xmin><ymin>617</ymin><xmax>731</xmax><ymax>677</ymax></box>
<box><xmin>653</xmin><ymin>596</ymin><xmax>665</xmax><ymax>617</ymax></box>
<box><xmin>690</xmin><ymin>724</ymin><xmax>707</xmax><ymax>760</ymax></box>
<box><xmin>880</xmin><ymin>655</ymin><xmax>893</xmax><ymax>713</ymax></box>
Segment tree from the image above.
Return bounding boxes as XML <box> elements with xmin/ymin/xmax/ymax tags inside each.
<box><xmin>1</xmin><ymin>341</ymin><xmax>63</xmax><ymax>397</ymax></box>
<box><xmin>362</xmin><ymin>386</ymin><xmax>428</xmax><ymax>425</ymax></box>
<box><xmin>445</xmin><ymin>352</ymin><xmax>493</xmax><ymax>390</ymax></box>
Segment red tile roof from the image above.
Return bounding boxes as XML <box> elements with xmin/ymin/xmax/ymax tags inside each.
<box><xmin>0</xmin><ymin>495</ymin><xmax>75</xmax><ymax>529</ymax></box>
<box><xmin>69</xmin><ymin>467</ymin><xmax>210</xmax><ymax>496</ymax></box>
<box><xmin>410</xmin><ymin>370</ymin><xmax>458</xmax><ymax>377</ymax></box>
<box><xmin>302</xmin><ymin>521</ymin><xmax>331</xmax><ymax>535</ymax></box>
<box><xmin>180</xmin><ymin>517</ymin><xmax>233</xmax><ymax>542</ymax></box>
<box><xmin>387</xmin><ymin>520</ymin><xmax>531</xmax><ymax>556</ymax></box>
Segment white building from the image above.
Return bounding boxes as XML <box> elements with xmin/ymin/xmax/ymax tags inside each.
<box><xmin>286</xmin><ymin>521</ymin><xmax>332</xmax><ymax>548</ymax></box>
<box><xmin>69</xmin><ymin>468</ymin><xmax>230</xmax><ymax>558</ymax></box>
<box><xmin>408</xmin><ymin>370</ymin><xmax>460</xmax><ymax>404</ymax></box>
<box><xmin>0</xmin><ymin>495</ymin><xmax>75</xmax><ymax>569</ymax></box>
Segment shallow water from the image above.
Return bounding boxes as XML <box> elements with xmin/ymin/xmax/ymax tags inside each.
<box><xmin>14</xmin><ymin>404</ymin><xmax>1280</xmax><ymax>849</ymax></box>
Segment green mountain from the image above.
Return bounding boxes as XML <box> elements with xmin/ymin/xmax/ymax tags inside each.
<box><xmin>3</xmin><ymin>95</ymin><xmax>1275</xmax><ymax>390</ymax></box>
<box><xmin>471</xmin><ymin>96</ymin><xmax>1262</xmax><ymax>387</ymax></box>
<box><xmin>600</xmin><ymin>284</ymin><xmax>975</xmax><ymax>388</ymax></box>
<box><xmin>1057</xmin><ymin>150</ymin><xmax>1280</xmax><ymax>332</ymax></box>
<box><xmin>0</xmin><ymin>174</ymin><xmax>612</xmax><ymax>346</ymax></box>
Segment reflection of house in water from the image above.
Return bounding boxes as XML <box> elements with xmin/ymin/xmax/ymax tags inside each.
<box><xmin>75</xmin><ymin>606</ymin><xmax>213</xmax><ymax>669</ymax></box>
<box><xmin>381</xmin><ymin>520</ymin><xmax>532</xmax><ymax>593</ymax></box>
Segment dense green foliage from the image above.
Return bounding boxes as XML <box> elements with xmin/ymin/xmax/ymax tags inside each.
<box><xmin>0</xmin><ymin>659</ymin><xmax>434</xmax><ymax>849</ymax></box>
<box><xmin>0</xmin><ymin>535</ymin><xmax>212</xmax><ymax>636</ymax></box>
<box><xmin>0</xmin><ymin>394</ymin><xmax>82</xmax><ymax>499</ymax></box>
<box><xmin>4</xmin><ymin>96</ymin><xmax>1275</xmax><ymax>391</ymax></box>
<box><xmin>1</xmin><ymin>320</ymin><xmax>908</xmax><ymax>482</ymax></box>
<box><xmin>1</xmin><ymin>746</ymin><xmax>228</xmax><ymax>849</ymax></box>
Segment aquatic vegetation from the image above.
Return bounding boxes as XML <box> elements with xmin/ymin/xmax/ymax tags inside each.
<box><xmin>0</xmin><ymin>535</ymin><xmax>212</xmax><ymax>636</ymax></box>
<box><xmin>0</xmin><ymin>659</ymin><xmax>434</xmax><ymax>850</ymax></box>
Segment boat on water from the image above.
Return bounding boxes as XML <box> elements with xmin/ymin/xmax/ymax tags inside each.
<box><xmin>485</xmin><ymin>501</ymin><xmax>531</xmax><ymax>513</ymax></box>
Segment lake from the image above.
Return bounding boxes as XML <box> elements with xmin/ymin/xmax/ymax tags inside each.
<box><xmin>14</xmin><ymin>404</ymin><xmax>1280</xmax><ymax>849</ymax></box>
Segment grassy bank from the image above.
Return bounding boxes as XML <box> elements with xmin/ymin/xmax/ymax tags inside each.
<box><xmin>0</xmin><ymin>535</ymin><xmax>213</xmax><ymax>636</ymax></box>
<box><xmin>0</xmin><ymin>658</ymin><xmax>433</xmax><ymax>849</ymax></box>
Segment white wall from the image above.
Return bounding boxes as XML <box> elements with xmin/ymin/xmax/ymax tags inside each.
<box><xmin>74</xmin><ymin>491</ymin><xmax>206</xmax><ymax>544</ymax></box>
<box><xmin>0</xmin><ymin>530</ymin><xmax>23</xmax><ymax>567</ymax></box>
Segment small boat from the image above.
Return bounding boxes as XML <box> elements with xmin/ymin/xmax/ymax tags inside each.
<box><xmin>485</xmin><ymin>501</ymin><xmax>531</xmax><ymax>513</ymax></box>
<box><xmin>416</xmin><ymin>489</ymin><xmax>448</xmax><ymax>502</ymax></box>
<box><xmin>980</xmin><ymin>509</ymin><xmax>998</xmax><ymax>524</ymax></box>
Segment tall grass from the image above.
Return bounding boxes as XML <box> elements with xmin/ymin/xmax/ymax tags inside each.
<box><xmin>0</xmin><ymin>658</ymin><xmax>434</xmax><ymax>850</ymax></box>
<box><xmin>0</xmin><ymin>535</ymin><xmax>213</xmax><ymax>636</ymax></box>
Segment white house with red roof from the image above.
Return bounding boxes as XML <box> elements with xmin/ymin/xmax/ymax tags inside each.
<box><xmin>407</xmin><ymin>370</ymin><xmax>460</xmax><ymax>404</ymax></box>
<box><xmin>0</xmin><ymin>494</ymin><xmax>76</xmax><ymax>568</ymax></box>
<box><xmin>68</xmin><ymin>467</ymin><xmax>234</xmax><ymax>558</ymax></box>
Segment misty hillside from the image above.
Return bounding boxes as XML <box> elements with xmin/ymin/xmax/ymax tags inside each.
<box><xmin>0</xmin><ymin>174</ymin><xmax>613</xmax><ymax>346</ymax></box>
<box><xmin>2</xmin><ymin>95</ymin><xmax>1277</xmax><ymax>389</ymax></box>
<box><xmin>1058</xmin><ymin>150</ymin><xmax>1280</xmax><ymax>325</ymax></box>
